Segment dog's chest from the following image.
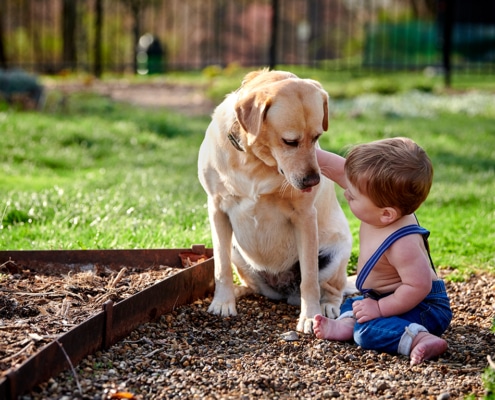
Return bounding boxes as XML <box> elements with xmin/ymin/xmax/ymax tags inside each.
<box><xmin>227</xmin><ymin>194</ymin><xmax>300</xmax><ymax>272</ymax></box>
<box><xmin>221</xmin><ymin>166</ymin><xmax>281</xmax><ymax>198</ymax></box>
<box><xmin>218</xmin><ymin>166</ymin><xmax>315</xmax><ymax>232</ymax></box>
<box><xmin>221</xmin><ymin>193</ymin><xmax>291</xmax><ymax>227</ymax></box>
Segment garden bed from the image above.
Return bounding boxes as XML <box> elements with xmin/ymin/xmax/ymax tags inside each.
<box><xmin>0</xmin><ymin>248</ymin><xmax>214</xmax><ymax>399</ymax></box>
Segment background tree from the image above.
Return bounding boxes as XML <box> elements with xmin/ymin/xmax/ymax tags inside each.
<box><xmin>0</xmin><ymin>1</ymin><xmax>7</xmax><ymax>69</ymax></box>
<box><xmin>62</xmin><ymin>0</ymin><xmax>78</xmax><ymax>70</ymax></box>
<box><xmin>94</xmin><ymin>0</ymin><xmax>103</xmax><ymax>77</ymax></box>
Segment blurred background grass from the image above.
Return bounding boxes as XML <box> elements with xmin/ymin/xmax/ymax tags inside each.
<box><xmin>1</xmin><ymin>69</ymin><xmax>494</xmax><ymax>280</ymax></box>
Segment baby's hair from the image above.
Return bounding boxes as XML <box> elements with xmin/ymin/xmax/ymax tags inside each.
<box><xmin>344</xmin><ymin>137</ymin><xmax>433</xmax><ymax>216</ymax></box>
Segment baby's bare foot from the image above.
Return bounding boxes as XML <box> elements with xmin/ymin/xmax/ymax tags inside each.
<box><xmin>410</xmin><ymin>332</ymin><xmax>448</xmax><ymax>365</ymax></box>
<box><xmin>313</xmin><ymin>314</ymin><xmax>355</xmax><ymax>341</ymax></box>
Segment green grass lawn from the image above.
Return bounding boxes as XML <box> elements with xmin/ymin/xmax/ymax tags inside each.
<box><xmin>1</xmin><ymin>72</ymin><xmax>494</xmax><ymax>280</ymax></box>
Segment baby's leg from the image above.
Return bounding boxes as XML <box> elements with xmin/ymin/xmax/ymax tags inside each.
<box><xmin>313</xmin><ymin>314</ymin><xmax>355</xmax><ymax>341</ymax></box>
<box><xmin>410</xmin><ymin>332</ymin><xmax>448</xmax><ymax>365</ymax></box>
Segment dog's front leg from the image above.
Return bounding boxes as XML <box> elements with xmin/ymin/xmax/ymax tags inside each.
<box><xmin>295</xmin><ymin>210</ymin><xmax>321</xmax><ymax>333</ymax></box>
<box><xmin>207</xmin><ymin>201</ymin><xmax>238</xmax><ymax>316</ymax></box>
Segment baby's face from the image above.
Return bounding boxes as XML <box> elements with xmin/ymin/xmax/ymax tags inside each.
<box><xmin>344</xmin><ymin>177</ymin><xmax>383</xmax><ymax>226</ymax></box>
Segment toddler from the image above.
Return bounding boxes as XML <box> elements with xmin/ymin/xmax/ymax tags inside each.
<box><xmin>314</xmin><ymin>137</ymin><xmax>452</xmax><ymax>365</ymax></box>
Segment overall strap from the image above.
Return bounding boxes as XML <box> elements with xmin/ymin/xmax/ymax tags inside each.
<box><xmin>356</xmin><ymin>225</ymin><xmax>431</xmax><ymax>292</ymax></box>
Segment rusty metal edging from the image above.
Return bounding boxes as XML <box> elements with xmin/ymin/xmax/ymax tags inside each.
<box><xmin>0</xmin><ymin>246</ymin><xmax>214</xmax><ymax>400</ymax></box>
<box><xmin>0</xmin><ymin>245</ymin><xmax>212</xmax><ymax>273</ymax></box>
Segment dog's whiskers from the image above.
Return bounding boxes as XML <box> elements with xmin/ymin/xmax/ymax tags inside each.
<box><xmin>279</xmin><ymin>180</ymin><xmax>293</xmax><ymax>198</ymax></box>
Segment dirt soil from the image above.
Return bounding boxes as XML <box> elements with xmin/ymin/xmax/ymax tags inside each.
<box><xmin>44</xmin><ymin>79</ymin><xmax>216</xmax><ymax>116</ymax></box>
<box><xmin>1</xmin><ymin>261</ymin><xmax>494</xmax><ymax>398</ymax></box>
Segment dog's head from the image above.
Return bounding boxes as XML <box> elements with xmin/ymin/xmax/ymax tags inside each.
<box><xmin>235</xmin><ymin>71</ymin><xmax>328</xmax><ymax>192</ymax></box>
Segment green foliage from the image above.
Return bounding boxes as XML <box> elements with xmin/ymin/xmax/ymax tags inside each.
<box><xmin>3</xmin><ymin>209</ymin><xmax>32</xmax><ymax>226</ymax></box>
<box><xmin>483</xmin><ymin>366</ymin><xmax>495</xmax><ymax>399</ymax></box>
<box><xmin>202</xmin><ymin>65</ymin><xmax>223</xmax><ymax>79</ymax></box>
<box><xmin>93</xmin><ymin>361</ymin><xmax>114</xmax><ymax>370</ymax></box>
<box><xmin>486</xmin><ymin>323</ymin><xmax>495</xmax><ymax>400</ymax></box>
<box><xmin>363</xmin><ymin>21</ymin><xmax>439</xmax><ymax>66</ymax></box>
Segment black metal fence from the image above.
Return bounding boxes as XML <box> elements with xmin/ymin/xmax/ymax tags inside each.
<box><xmin>1</xmin><ymin>0</ymin><xmax>494</xmax><ymax>76</ymax></box>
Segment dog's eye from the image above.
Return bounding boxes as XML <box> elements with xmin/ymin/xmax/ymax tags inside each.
<box><xmin>283</xmin><ymin>139</ymin><xmax>299</xmax><ymax>147</ymax></box>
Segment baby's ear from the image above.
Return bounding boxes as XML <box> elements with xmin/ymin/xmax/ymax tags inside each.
<box><xmin>380</xmin><ymin>207</ymin><xmax>399</xmax><ymax>224</ymax></box>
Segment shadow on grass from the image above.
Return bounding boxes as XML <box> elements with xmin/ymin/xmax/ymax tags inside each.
<box><xmin>45</xmin><ymin>91</ymin><xmax>210</xmax><ymax>139</ymax></box>
<box><xmin>434</xmin><ymin>150</ymin><xmax>495</xmax><ymax>175</ymax></box>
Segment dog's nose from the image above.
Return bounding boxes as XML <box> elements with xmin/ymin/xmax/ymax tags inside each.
<box><xmin>302</xmin><ymin>173</ymin><xmax>320</xmax><ymax>188</ymax></box>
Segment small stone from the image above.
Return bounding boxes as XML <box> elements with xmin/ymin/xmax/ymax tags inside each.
<box><xmin>437</xmin><ymin>393</ymin><xmax>451</xmax><ymax>400</ymax></box>
<box><xmin>280</xmin><ymin>331</ymin><xmax>299</xmax><ymax>341</ymax></box>
<box><xmin>289</xmin><ymin>381</ymin><xmax>300</xmax><ymax>389</ymax></box>
<box><xmin>376</xmin><ymin>381</ymin><xmax>390</xmax><ymax>392</ymax></box>
<box><xmin>322</xmin><ymin>390</ymin><xmax>340</xmax><ymax>398</ymax></box>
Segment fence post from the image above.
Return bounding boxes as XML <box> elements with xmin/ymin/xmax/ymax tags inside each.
<box><xmin>440</xmin><ymin>0</ymin><xmax>454</xmax><ymax>88</ymax></box>
<box><xmin>269</xmin><ymin>0</ymin><xmax>278</xmax><ymax>70</ymax></box>
<box><xmin>62</xmin><ymin>0</ymin><xmax>77</xmax><ymax>71</ymax></box>
<box><xmin>0</xmin><ymin>2</ymin><xmax>6</xmax><ymax>69</ymax></box>
<box><xmin>94</xmin><ymin>0</ymin><xmax>103</xmax><ymax>78</ymax></box>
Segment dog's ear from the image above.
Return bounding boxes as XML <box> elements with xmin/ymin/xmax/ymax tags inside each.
<box><xmin>305</xmin><ymin>79</ymin><xmax>329</xmax><ymax>132</ymax></box>
<box><xmin>240</xmin><ymin>69</ymin><xmax>268</xmax><ymax>87</ymax></box>
<box><xmin>235</xmin><ymin>92</ymin><xmax>272</xmax><ymax>138</ymax></box>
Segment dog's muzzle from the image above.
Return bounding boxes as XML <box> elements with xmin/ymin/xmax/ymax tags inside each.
<box><xmin>301</xmin><ymin>173</ymin><xmax>320</xmax><ymax>188</ymax></box>
<box><xmin>282</xmin><ymin>170</ymin><xmax>321</xmax><ymax>191</ymax></box>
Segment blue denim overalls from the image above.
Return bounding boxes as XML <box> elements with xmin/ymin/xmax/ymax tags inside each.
<box><xmin>338</xmin><ymin>224</ymin><xmax>452</xmax><ymax>356</ymax></box>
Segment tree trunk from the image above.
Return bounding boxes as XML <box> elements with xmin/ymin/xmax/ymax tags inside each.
<box><xmin>213</xmin><ymin>0</ymin><xmax>227</xmax><ymax>66</ymax></box>
<box><xmin>132</xmin><ymin>3</ymin><xmax>141</xmax><ymax>74</ymax></box>
<box><xmin>269</xmin><ymin>0</ymin><xmax>278</xmax><ymax>69</ymax></box>
<box><xmin>0</xmin><ymin>2</ymin><xmax>7</xmax><ymax>69</ymax></box>
<box><xmin>308</xmin><ymin>0</ymin><xmax>324</xmax><ymax>63</ymax></box>
<box><xmin>94</xmin><ymin>0</ymin><xmax>103</xmax><ymax>77</ymax></box>
<box><xmin>62</xmin><ymin>0</ymin><xmax>78</xmax><ymax>70</ymax></box>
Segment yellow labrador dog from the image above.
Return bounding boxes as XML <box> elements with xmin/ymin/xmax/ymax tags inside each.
<box><xmin>198</xmin><ymin>69</ymin><xmax>352</xmax><ymax>333</ymax></box>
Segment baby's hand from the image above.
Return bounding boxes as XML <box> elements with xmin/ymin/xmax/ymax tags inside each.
<box><xmin>352</xmin><ymin>298</ymin><xmax>382</xmax><ymax>323</ymax></box>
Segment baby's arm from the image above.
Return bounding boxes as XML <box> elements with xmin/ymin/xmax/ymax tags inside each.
<box><xmin>354</xmin><ymin>235</ymin><xmax>433</xmax><ymax>323</ymax></box>
<box><xmin>375</xmin><ymin>235</ymin><xmax>433</xmax><ymax>317</ymax></box>
<box><xmin>316</xmin><ymin>149</ymin><xmax>347</xmax><ymax>188</ymax></box>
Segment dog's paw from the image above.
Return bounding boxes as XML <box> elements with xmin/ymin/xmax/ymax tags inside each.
<box><xmin>207</xmin><ymin>299</ymin><xmax>238</xmax><ymax>317</ymax></box>
<box><xmin>233</xmin><ymin>284</ymin><xmax>253</xmax><ymax>298</ymax></box>
<box><xmin>296</xmin><ymin>316</ymin><xmax>315</xmax><ymax>334</ymax></box>
<box><xmin>321</xmin><ymin>302</ymin><xmax>341</xmax><ymax>319</ymax></box>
